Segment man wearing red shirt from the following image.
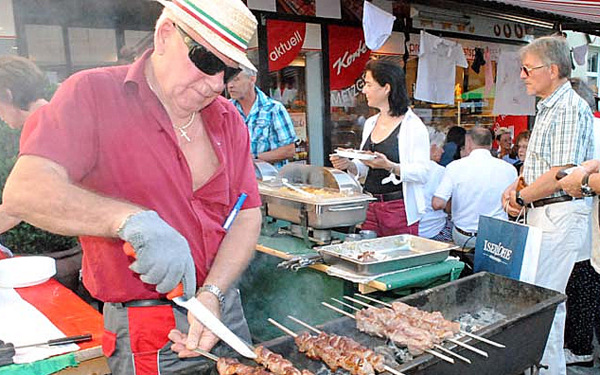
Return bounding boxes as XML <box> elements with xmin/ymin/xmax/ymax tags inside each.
<box><xmin>1</xmin><ymin>0</ymin><xmax>262</xmax><ymax>374</ymax></box>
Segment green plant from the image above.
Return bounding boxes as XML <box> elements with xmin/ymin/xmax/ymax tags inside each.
<box><xmin>0</xmin><ymin>94</ymin><xmax>78</xmax><ymax>254</ymax></box>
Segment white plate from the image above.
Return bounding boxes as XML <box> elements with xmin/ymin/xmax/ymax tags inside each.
<box><xmin>0</xmin><ymin>256</ymin><xmax>56</xmax><ymax>288</ymax></box>
<box><xmin>335</xmin><ymin>149</ymin><xmax>377</xmax><ymax>161</ymax></box>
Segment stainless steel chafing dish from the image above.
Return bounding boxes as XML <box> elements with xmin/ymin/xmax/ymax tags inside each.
<box><xmin>259</xmin><ymin>164</ymin><xmax>373</xmax><ymax>229</ymax></box>
<box><xmin>254</xmin><ymin>160</ymin><xmax>278</xmax><ymax>182</ymax></box>
<box><xmin>317</xmin><ymin>234</ymin><xmax>458</xmax><ymax>275</ymax></box>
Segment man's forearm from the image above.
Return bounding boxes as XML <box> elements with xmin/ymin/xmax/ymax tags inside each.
<box><xmin>202</xmin><ymin>208</ymin><xmax>261</xmax><ymax>293</ymax></box>
<box><xmin>0</xmin><ymin>211</ymin><xmax>21</xmax><ymax>234</ymax></box>
<box><xmin>257</xmin><ymin>143</ymin><xmax>295</xmax><ymax>163</ymax></box>
<box><xmin>588</xmin><ymin>173</ymin><xmax>600</xmax><ymax>193</ymax></box>
<box><xmin>520</xmin><ymin>166</ymin><xmax>568</xmax><ymax>203</ymax></box>
<box><xmin>2</xmin><ymin>155</ymin><xmax>143</xmax><ymax>237</ymax></box>
<box><xmin>431</xmin><ymin>196</ymin><xmax>447</xmax><ymax>211</ymax></box>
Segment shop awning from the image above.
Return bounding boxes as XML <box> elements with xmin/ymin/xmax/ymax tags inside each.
<box><xmin>481</xmin><ymin>0</ymin><xmax>600</xmax><ymax>25</ymax></box>
<box><xmin>411</xmin><ymin>0</ymin><xmax>600</xmax><ymax>34</ymax></box>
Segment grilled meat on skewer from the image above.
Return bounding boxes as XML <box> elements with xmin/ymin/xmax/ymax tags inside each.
<box><xmin>355</xmin><ymin>302</ymin><xmax>464</xmax><ymax>355</ymax></box>
<box><xmin>390</xmin><ymin>302</ymin><xmax>460</xmax><ymax>336</ymax></box>
<box><xmin>254</xmin><ymin>346</ymin><xmax>313</xmax><ymax>375</ymax></box>
<box><xmin>294</xmin><ymin>331</ymin><xmax>387</xmax><ymax>375</ymax></box>
<box><xmin>217</xmin><ymin>358</ymin><xmax>274</xmax><ymax>375</ymax></box>
<box><xmin>296</xmin><ymin>332</ymin><xmax>374</xmax><ymax>374</ymax></box>
<box><xmin>324</xmin><ymin>333</ymin><xmax>385</xmax><ymax>372</ymax></box>
<box><xmin>356</xmin><ymin>307</ymin><xmax>432</xmax><ymax>355</ymax></box>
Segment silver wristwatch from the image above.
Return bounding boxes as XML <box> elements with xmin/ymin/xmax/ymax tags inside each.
<box><xmin>581</xmin><ymin>174</ymin><xmax>596</xmax><ymax>197</ymax></box>
<box><xmin>198</xmin><ymin>284</ymin><xmax>225</xmax><ymax>308</ymax></box>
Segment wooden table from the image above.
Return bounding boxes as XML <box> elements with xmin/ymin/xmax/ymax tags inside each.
<box><xmin>0</xmin><ymin>279</ymin><xmax>108</xmax><ymax>375</ymax></box>
<box><xmin>255</xmin><ymin>227</ymin><xmax>464</xmax><ymax>293</ymax></box>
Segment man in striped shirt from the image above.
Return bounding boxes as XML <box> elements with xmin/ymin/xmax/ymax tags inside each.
<box><xmin>228</xmin><ymin>68</ymin><xmax>297</xmax><ymax>169</ymax></box>
<box><xmin>503</xmin><ymin>36</ymin><xmax>594</xmax><ymax>375</ymax></box>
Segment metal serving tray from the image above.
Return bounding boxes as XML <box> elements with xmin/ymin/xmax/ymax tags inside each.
<box><xmin>317</xmin><ymin>234</ymin><xmax>458</xmax><ymax>275</ymax></box>
<box><xmin>259</xmin><ymin>182</ymin><xmax>373</xmax><ymax>229</ymax></box>
<box><xmin>260</xmin><ymin>192</ymin><xmax>371</xmax><ymax>229</ymax></box>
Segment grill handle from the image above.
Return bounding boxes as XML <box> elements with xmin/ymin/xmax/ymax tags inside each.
<box><xmin>326</xmin><ymin>205</ymin><xmax>365</xmax><ymax>212</ymax></box>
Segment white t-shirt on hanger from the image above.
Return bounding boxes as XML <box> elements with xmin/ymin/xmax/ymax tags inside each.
<box><xmin>415</xmin><ymin>30</ymin><xmax>468</xmax><ymax>105</ymax></box>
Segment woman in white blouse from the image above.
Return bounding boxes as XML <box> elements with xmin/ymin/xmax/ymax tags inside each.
<box><xmin>330</xmin><ymin>60</ymin><xmax>430</xmax><ymax>236</ymax></box>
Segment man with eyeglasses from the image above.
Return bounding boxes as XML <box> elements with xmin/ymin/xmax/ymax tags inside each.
<box><xmin>2</xmin><ymin>0</ymin><xmax>262</xmax><ymax>374</ymax></box>
<box><xmin>503</xmin><ymin>35</ymin><xmax>594</xmax><ymax>375</ymax></box>
<box><xmin>227</xmin><ymin>68</ymin><xmax>297</xmax><ymax>169</ymax></box>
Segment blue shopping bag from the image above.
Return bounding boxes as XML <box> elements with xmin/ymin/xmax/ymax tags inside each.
<box><xmin>474</xmin><ymin>216</ymin><xmax>542</xmax><ymax>283</ymax></box>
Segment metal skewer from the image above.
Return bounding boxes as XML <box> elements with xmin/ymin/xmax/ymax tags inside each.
<box><xmin>321</xmin><ymin>302</ymin><xmax>455</xmax><ymax>364</ymax></box>
<box><xmin>194</xmin><ymin>348</ymin><xmax>220</xmax><ymax>362</ymax></box>
<box><xmin>331</xmin><ymin>299</ymin><xmax>471</xmax><ymax>364</ymax></box>
<box><xmin>353</xmin><ymin>294</ymin><xmax>505</xmax><ymax>349</ymax></box>
<box><xmin>269</xmin><ymin>318</ymin><xmax>299</xmax><ymax>338</ymax></box>
<box><xmin>285</xmin><ymin>315</ymin><xmax>408</xmax><ymax>375</ymax></box>
<box><xmin>459</xmin><ymin>330</ymin><xmax>506</xmax><ymax>349</ymax></box>
<box><xmin>446</xmin><ymin>338</ymin><xmax>488</xmax><ymax>358</ymax></box>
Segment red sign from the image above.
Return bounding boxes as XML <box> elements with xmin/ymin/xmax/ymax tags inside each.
<box><xmin>328</xmin><ymin>25</ymin><xmax>371</xmax><ymax>91</ymax></box>
<box><xmin>493</xmin><ymin>115</ymin><xmax>529</xmax><ymax>149</ymax></box>
<box><xmin>267</xmin><ymin>20</ymin><xmax>306</xmax><ymax>72</ymax></box>
<box><xmin>494</xmin><ymin>115</ymin><xmax>529</xmax><ymax>137</ymax></box>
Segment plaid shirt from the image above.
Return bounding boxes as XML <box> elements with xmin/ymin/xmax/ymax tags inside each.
<box><xmin>231</xmin><ymin>87</ymin><xmax>296</xmax><ymax>169</ymax></box>
<box><xmin>523</xmin><ymin>81</ymin><xmax>594</xmax><ymax>198</ymax></box>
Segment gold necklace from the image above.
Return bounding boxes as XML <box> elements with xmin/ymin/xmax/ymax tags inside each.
<box><xmin>146</xmin><ymin>76</ymin><xmax>196</xmax><ymax>142</ymax></box>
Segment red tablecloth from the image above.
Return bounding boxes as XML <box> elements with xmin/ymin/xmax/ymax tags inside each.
<box><xmin>15</xmin><ymin>279</ymin><xmax>103</xmax><ymax>350</ymax></box>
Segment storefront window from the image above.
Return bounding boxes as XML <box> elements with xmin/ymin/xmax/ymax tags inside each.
<box><xmin>267</xmin><ymin>62</ymin><xmax>308</xmax><ymax>161</ymax></box>
<box><xmin>588</xmin><ymin>52</ymin><xmax>599</xmax><ymax>73</ymax></box>
<box><xmin>329</xmin><ymin>34</ymin><xmax>504</xmax><ymax>155</ymax></box>
<box><xmin>69</xmin><ymin>27</ymin><xmax>118</xmax><ymax>68</ymax></box>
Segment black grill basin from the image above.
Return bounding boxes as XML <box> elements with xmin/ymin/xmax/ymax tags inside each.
<box><xmin>258</xmin><ymin>272</ymin><xmax>565</xmax><ymax>375</ymax></box>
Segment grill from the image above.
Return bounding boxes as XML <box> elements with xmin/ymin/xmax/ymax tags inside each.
<box><xmin>254</xmin><ymin>272</ymin><xmax>565</xmax><ymax>375</ymax></box>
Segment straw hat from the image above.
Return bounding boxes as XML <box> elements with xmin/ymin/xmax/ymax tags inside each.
<box><xmin>155</xmin><ymin>0</ymin><xmax>258</xmax><ymax>72</ymax></box>
<box><xmin>495</xmin><ymin>127</ymin><xmax>511</xmax><ymax>138</ymax></box>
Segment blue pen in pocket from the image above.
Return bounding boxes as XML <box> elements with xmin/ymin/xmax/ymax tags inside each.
<box><xmin>223</xmin><ymin>193</ymin><xmax>248</xmax><ymax>231</ymax></box>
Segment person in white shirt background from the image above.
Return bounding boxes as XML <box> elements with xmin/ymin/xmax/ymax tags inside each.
<box><xmin>432</xmin><ymin>126</ymin><xmax>517</xmax><ymax>253</ymax></box>
<box><xmin>419</xmin><ymin>129</ymin><xmax>451</xmax><ymax>241</ymax></box>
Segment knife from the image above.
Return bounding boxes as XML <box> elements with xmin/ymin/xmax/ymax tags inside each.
<box><xmin>0</xmin><ymin>334</ymin><xmax>93</xmax><ymax>353</ymax></box>
<box><xmin>123</xmin><ymin>243</ymin><xmax>256</xmax><ymax>359</ymax></box>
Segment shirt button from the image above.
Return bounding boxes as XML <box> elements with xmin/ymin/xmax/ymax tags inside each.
<box><xmin>177</xmin><ymin>151</ymin><xmax>183</xmax><ymax>159</ymax></box>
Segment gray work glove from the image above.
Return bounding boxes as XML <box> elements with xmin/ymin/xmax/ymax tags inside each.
<box><xmin>118</xmin><ymin>211</ymin><xmax>196</xmax><ymax>300</ymax></box>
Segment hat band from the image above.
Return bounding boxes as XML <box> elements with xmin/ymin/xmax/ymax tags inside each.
<box><xmin>173</xmin><ymin>0</ymin><xmax>247</xmax><ymax>53</ymax></box>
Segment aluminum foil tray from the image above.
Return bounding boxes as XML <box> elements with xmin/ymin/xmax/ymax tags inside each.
<box><xmin>258</xmin><ymin>182</ymin><xmax>368</xmax><ymax>204</ymax></box>
<box><xmin>317</xmin><ymin>234</ymin><xmax>458</xmax><ymax>275</ymax></box>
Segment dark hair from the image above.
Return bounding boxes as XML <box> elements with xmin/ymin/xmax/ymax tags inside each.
<box><xmin>445</xmin><ymin>126</ymin><xmax>466</xmax><ymax>160</ymax></box>
<box><xmin>364</xmin><ymin>59</ymin><xmax>409</xmax><ymax>117</ymax></box>
<box><xmin>446</xmin><ymin>126</ymin><xmax>466</xmax><ymax>145</ymax></box>
<box><xmin>0</xmin><ymin>56</ymin><xmax>46</xmax><ymax>111</ymax></box>
<box><xmin>509</xmin><ymin>130</ymin><xmax>530</xmax><ymax>159</ymax></box>
<box><xmin>467</xmin><ymin>126</ymin><xmax>493</xmax><ymax>147</ymax></box>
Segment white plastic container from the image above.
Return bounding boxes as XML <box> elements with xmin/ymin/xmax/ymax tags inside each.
<box><xmin>0</xmin><ymin>256</ymin><xmax>56</xmax><ymax>288</ymax></box>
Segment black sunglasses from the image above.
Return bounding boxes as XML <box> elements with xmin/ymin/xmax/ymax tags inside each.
<box><xmin>174</xmin><ymin>24</ymin><xmax>241</xmax><ymax>83</ymax></box>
